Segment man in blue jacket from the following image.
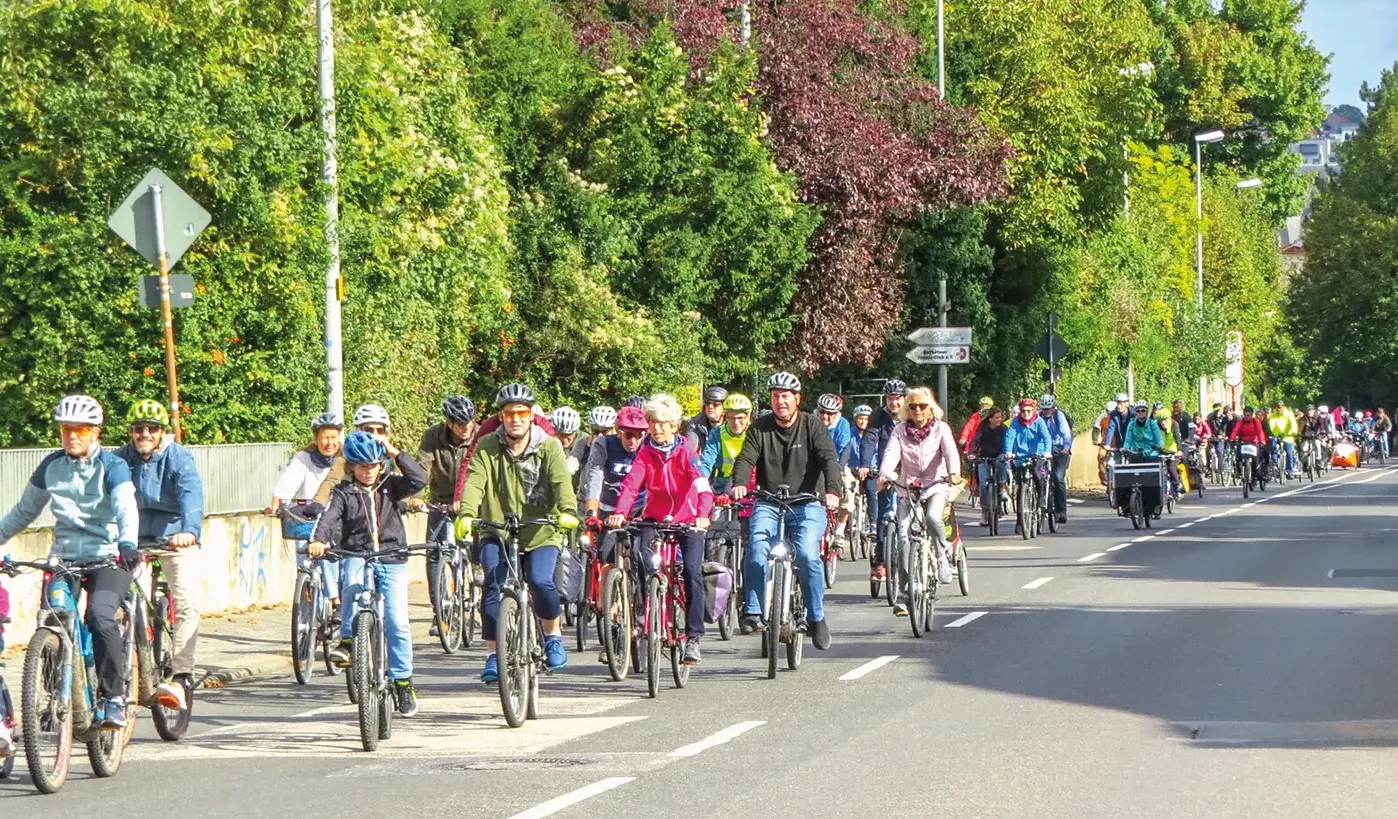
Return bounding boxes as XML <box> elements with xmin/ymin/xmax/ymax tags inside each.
<box><xmin>858</xmin><ymin>380</ymin><xmax>907</xmax><ymax>582</ymax></box>
<box><xmin>114</xmin><ymin>399</ymin><xmax>204</xmax><ymax>711</ymax></box>
<box><xmin>1038</xmin><ymin>395</ymin><xmax>1074</xmax><ymax>524</ymax></box>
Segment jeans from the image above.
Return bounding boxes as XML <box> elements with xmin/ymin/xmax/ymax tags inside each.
<box><xmin>478</xmin><ymin>541</ymin><xmax>561</xmax><ymax>639</ymax></box>
<box><xmin>1281</xmin><ymin>440</ymin><xmax>1297</xmax><ymax>473</ymax></box>
<box><xmin>338</xmin><ymin>558</ymin><xmax>413</xmax><ymax>680</ymax></box>
<box><xmin>744</xmin><ymin>501</ymin><xmax>828</xmax><ymax>623</ymax></box>
<box><xmin>864</xmin><ymin>480</ymin><xmax>894</xmax><ymax>565</ymax></box>
<box><xmin>136</xmin><ymin>553</ymin><xmax>201</xmax><ymax>676</ymax></box>
<box><xmin>636</xmin><ymin>527</ymin><xmax>706</xmax><ymax>638</ymax></box>
<box><xmin>83</xmin><ymin>565</ymin><xmax>134</xmax><ymax>697</ymax></box>
<box><xmin>1050</xmin><ymin>451</ymin><xmax>1071</xmax><ymax>514</ymax></box>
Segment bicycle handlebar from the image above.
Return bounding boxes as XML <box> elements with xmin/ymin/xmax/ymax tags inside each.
<box><xmin>1</xmin><ymin>555</ymin><xmax>121</xmax><ymax>577</ymax></box>
<box><xmin>750</xmin><ymin>488</ymin><xmax>822</xmax><ymax>508</ymax></box>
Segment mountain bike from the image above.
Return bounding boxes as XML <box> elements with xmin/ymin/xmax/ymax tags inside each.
<box><xmin>886</xmin><ymin>478</ymin><xmax>944</xmax><ymax>637</ymax></box>
<box><xmin>1299</xmin><ymin>437</ymin><xmax>1321</xmax><ymax>482</ymax></box>
<box><xmin>291</xmin><ymin>547</ymin><xmax>342</xmax><ymax>686</ymax></box>
<box><xmin>473</xmin><ymin>515</ymin><xmax>577</xmax><ymax>728</ymax></box>
<box><xmin>751</xmin><ymin>487</ymin><xmax>820</xmax><ymax>680</ymax></box>
<box><xmin>132</xmin><ymin>541</ymin><xmax>193</xmax><ymax>741</ymax></box>
<box><xmin>819</xmin><ymin>506</ymin><xmax>841</xmax><ymax>589</ymax></box>
<box><xmin>1010</xmin><ymin>456</ymin><xmax>1048</xmax><ymax>540</ymax></box>
<box><xmin>972</xmin><ymin>457</ymin><xmax>1006</xmax><ymax>537</ymax></box>
<box><xmin>426</xmin><ymin>503</ymin><xmax>479</xmax><ymax>654</ymax></box>
<box><xmin>631</xmin><ymin>520</ymin><xmax>698</xmax><ymax>698</ymax></box>
<box><xmin>708</xmin><ymin>499</ymin><xmax>744</xmax><ymax>642</ymax></box>
<box><xmin>1</xmin><ymin>555</ymin><xmax>138</xmax><ymax>794</ymax></box>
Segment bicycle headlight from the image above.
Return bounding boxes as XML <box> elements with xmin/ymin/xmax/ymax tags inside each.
<box><xmin>649</xmin><ymin>552</ymin><xmax>663</xmax><ymax>571</ymax></box>
<box><xmin>770</xmin><ymin>543</ymin><xmax>789</xmax><ymax>560</ymax></box>
<box><xmin>356</xmin><ymin>589</ymin><xmax>374</xmax><ymax>608</ymax></box>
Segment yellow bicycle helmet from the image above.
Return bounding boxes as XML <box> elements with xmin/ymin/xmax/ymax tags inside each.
<box><xmin>127</xmin><ymin>399</ymin><xmax>170</xmax><ymax>428</ymax></box>
<box><xmin>722</xmin><ymin>393</ymin><xmax>753</xmax><ymax>414</ymax></box>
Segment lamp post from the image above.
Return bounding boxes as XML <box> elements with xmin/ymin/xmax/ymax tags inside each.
<box><xmin>1194</xmin><ymin>129</ymin><xmax>1225</xmax><ymax>414</ymax></box>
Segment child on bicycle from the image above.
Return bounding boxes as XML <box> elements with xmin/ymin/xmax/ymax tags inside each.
<box><xmin>609</xmin><ymin>394</ymin><xmax>713</xmax><ymax>665</ymax></box>
<box><xmin>308</xmin><ymin>430</ymin><xmax>428</xmax><ymax>717</ymax></box>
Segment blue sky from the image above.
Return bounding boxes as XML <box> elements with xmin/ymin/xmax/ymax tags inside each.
<box><xmin>1301</xmin><ymin>0</ymin><xmax>1398</xmax><ymax>109</ymax></box>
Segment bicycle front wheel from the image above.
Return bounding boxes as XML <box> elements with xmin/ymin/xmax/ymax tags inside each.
<box><xmin>497</xmin><ymin>593</ymin><xmax>528</xmax><ymax>728</ymax></box>
<box><xmin>1017</xmin><ymin>481</ymin><xmax>1031</xmax><ymax>540</ymax></box>
<box><xmin>89</xmin><ymin>606</ymin><xmax>135</xmax><ymax>777</ymax></box>
<box><xmin>22</xmin><ymin>628</ymin><xmax>72</xmax><ymax>794</ymax></box>
<box><xmin>291</xmin><ymin>572</ymin><xmax>317</xmax><ymax>684</ymax></box>
<box><xmin>766</xmin><ymin>562</ymin><xmax>786</xmax><ymax>680</ymax></box>
<box><xmin>353</xmin><ymin>611</ymin><xmax>380</xmax><ymax>751</ymax></box>
<box><xmin>433</xmin><ymin>551</ymin><xmax>463</xmax><ymax>654</ymax></box>
<box><xmin>909</xmin><ymin>540</ymin><xmax>926</xmax><ymax>639</ymax></box>
<box><xmin>645</xmin><ymin>577</ymin><xmax>662</xmax><ymax>699</ymax></box>
<box><xmin>601</xmin><ymin>567</ymin><xmax>631</xmax><ymax>681</ymax></box>
<box><xmin>151</xmin><ymin>606</ymin><xmax>190</xmax><ymax>742</ymax></box>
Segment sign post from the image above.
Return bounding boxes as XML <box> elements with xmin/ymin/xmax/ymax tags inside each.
<box><xmin>107</xmin><ymin>168</ymin><xmax>211</xmax><ymax>442</ymax></box>
<box><xmin>906</xmin><ymin>325</ymin><xmax>973</xmax><ymax>382</ymax></box>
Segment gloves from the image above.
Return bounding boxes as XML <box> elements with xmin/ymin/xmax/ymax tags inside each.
<box><xmin>557</xmin><ymin>512</ymin><xmax>580</xmax><ymax>531</ymax></box>
<box><xmin>454</xmin><ymin>516</ymin><xmax>475</xmax><ymax>542</ymax></box>
<box><xmin>118</xmin><ymin>542</ymin><xmax>142</xmax><ymax>571</ymax></box>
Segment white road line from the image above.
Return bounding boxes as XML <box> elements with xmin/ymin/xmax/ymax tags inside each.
<box><xmin>1022</xmin><ymin>577</ymin><xmax>1054</xmax><ymax>590</ymax></box>
<box><xmin>291</xmin><ymin>704</ymin><xmax>346</xmax><ymax>719</ymax></box>
<box><xmin>945</xmin><ymin>611</ymin><xmax>988</xmax><ymax>628</ymax></box>
<box><xmin>1197</xmin><ymin>515</ymin><xmax>1214</xmax><ymax>521</ymax></box>
<box><xmin>1078</xmin><ymin>552</ymin><xmax>1106</xmax><ymax>563</ymax></box>
<box><xmin>1132</xmin><ymin>535</ymin><xmax>1155</xmax><ymax>543</ymax></box>
<box><xmin>1351</xmin><ymin>471</ymin><xmax>1394</xmax><ymax>485</ymax></box>
<box><xmin>1241</xmin><ymin>502</ymin><xmax>1257</xmax><ymax>508</ymax></box>
<box><xmin>1106</xmin><ymin>543</ymin><xmax>1130</xmax><ymax>552</ymax></box>
<box><xmin>669</xmin><ymin>721</ymin><xmax>766</xmax><ymax>758</ymax></box>
<box><xmin>838</xmin><ymin>655</ymin><xmax>900</xmax><ymax>681</ymax></box>
<box><xmin>1155</xmin><ymin>528</ymin><xmax>1175</xmax><ymax>535</ymax></box>
<box><xmin>507</xmin><ymin>778</ymin><xmax>636</xmax><ymax>819</ymax></box>
<box><xmin>1177</xmin><ymin>522</ymin><xmax>1194</xmax><ymax>528</ymax></box>
<box><xmin>1067</xmin><ymin>498</ymin><xmax>1085</xmax><ymax>505</ymax></box>
<box><xmin>1214</xmin><ymin>508</ymin><xmax>1238</xmax><ymax>516</ymax></box>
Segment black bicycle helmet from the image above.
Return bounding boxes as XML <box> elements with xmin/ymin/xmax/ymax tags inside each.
<box><xmin>703</xmin><ymin>386</ymin><xmax>729</xmax><ymax>404</ymax></box>
<box><xmin>884</xmin><ymin>379</ymin><xmax>908</xmax><ymax>396</ymax></box>
<box><xmin>624</xmin><ymin>394</ymin><xmax>646</xmax><ymax>409</ymax></box>
<box><xmin>311</xmin><ymin>412</ymin><xmax>343</xmax><ymax>432</ymax></box>
<box><xmin>816</xmin><ymin>393</ymin><xmax>844</xmax><ymax>413</ymax></box>
<box><xmin>495</xmin><ymin>383</ymin><xmax>535</xmax><ymax>407</ymax></box>
<box><xmin>442</xmin><ymin>395</ymin><xmax>476</xmax><ymax>424</ymax></box>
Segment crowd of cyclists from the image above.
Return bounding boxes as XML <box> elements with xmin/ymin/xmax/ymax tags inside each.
<box><xmin>1</xmin><ymin>380</ymin><xmax>1394</xmax><ymax>772</ymax></box>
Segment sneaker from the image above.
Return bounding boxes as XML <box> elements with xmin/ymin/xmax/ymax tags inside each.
<box><xmin>329</xmin><ymin>637</ymin><xmax>353</xmax><ymax>668</ymax></box>
<box><xmin>481</xmin><ymin>653</ymin><xmax>500</xmax><ymax>684</ymax></box>
<box><xmin>936</xmin><ymin>555</ymin><xmax>953</xmax><ymax>585</ymax></box>
<box><xmin>979</xmin><ymin>512</ymin><xmax>990</xmax><ymax>527</ymax></box>
<box><xmin>156</xmin><ymin>680</ymin><xmax>187</xmax><ymax>711</ymax></box>
<box><xmin>739</xmin><ymin>614</ymin><xmax>761</xmax><ymax>635</ymax></box>
<box><xmin>394</xmin><ymin>679</ymin><xmax>419</xmax><ymax>717</ymax></box>
<box><xmin>544</xmin><ymin>635</ymin><xmax>568</xmax><ymax>670</ymax></box>
<box><xmin>893</xmin><ymin>599</ymin><xmax>908</xmax><ymax>617</ymax></box>
<box><xmin>0</xmin><ymin>722</ymin><xmax>13</xmax><ymax>757</ymax></box>
<box><xmin>683</xmin><ymin>638</ymin><xmax>702</xmax><ymax>665</ymax></box>
<box><xmin>598</xmin><ymin>648</ymin><xmax>610</xmax><ymax>665</ymax></box>
<box><xmin>1056</xmin><ymin>513</ymin><xmax>1067</xmax><ymax>524</ymax></box>
<box><xmin>809</xmin><ymin>618</ymin><xmax>832</xmax><ymax>651</ymax></box>
<box><xmin>429</xmin><ymin>623</ymin><xmax>441</xmax><ymax>638</ymax></box>
<box><xmin>871</xmin><ymin>564</ymin><xmax>887</xmax><ymax>582</ymax></box>
<box><xmin>101</xmin><ymin>696</ymin><xmax>128</xmax><ymax>730</ymax></box>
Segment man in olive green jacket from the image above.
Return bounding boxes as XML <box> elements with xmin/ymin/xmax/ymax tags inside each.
<box><xmin>457</xmin><ymin>383</ymin><xmax>577</xmax><ymax>683</ymax></box>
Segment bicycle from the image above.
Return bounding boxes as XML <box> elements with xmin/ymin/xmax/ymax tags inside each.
<box><xmin>819</xmin><ymin>506</ymin><xmax>841</xmax><ymax>589</ymax></box>
<box><xmin>844</xmin><ymin>483</ymin><xmax>868</xmax><ymax>562</ymax></box>
<box><xmin>1299</xmin><ymin>437</ymin><xmax>1321</xmax><ymax>482</ymax></box>
<box><xmin>280</xmin><ymin>506</ymin><xmax>344</xmax><ymax>686</ymax></box>
<box><xmin>875</xmin><ymin>488</ymin><xmax>900</xmax><ymax>606</ymax></box>
<box><xmin>885</xmin><ymin>478</ymin><xmax>943</xmax><ymax>637</ymax></box>
<box><xmin>1110</xmin><ymin>451</ymin><xmax>1164</xmax><ymax>530</ymax></box>
<box><xmin>751</xmin><ymin>487</ymin><xmax>820</xmax><ymax>680</ymax></box>
<box><xmin>708</xmin><ymin>499</ymin><xmax>745</xmax><ymax>641</ymax></box>
<box><xmin>582</xmin><ymin>522</ymin><xmax>636</xmax><ymax>679</ymax></box>
<box><xmin>473</xmin><ymin>515</ymin><xmax>577</xmax><ymax>728</ymax></box>
<box><xmin>425</xmin><ymin>503</ymin><xmax>480</xmax><ymax>655</ymax></box>
<box><xmin>1236</xmin><ymin>442</ymin><xmax>1266</xmax><ymax>498</ymax></box>
<box><xmin>132</xmin><ymin>541</ymin><xmax>194</xmax><ymax>741</ymax></box>
<box><xmin>972</xmin><ymin>456</ymin><xmax>1006</xmax><ymax>537</ymax></box>
<box><xmin>1</xmin><ymin>555</ymin><xmax>138</xmax><ymax>794</ymax></box>
<box><xmin>1010</xmin><ymin>456</ymin><xmax>1048</xmax><ymax>540</ymax></box>
<box><xmin>630</xmin><ymin>520</ymin><xmax>698</xmax><ymax>698</ymax></box>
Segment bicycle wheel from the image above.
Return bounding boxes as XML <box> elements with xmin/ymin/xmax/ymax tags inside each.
<box><xmin>325</xmin><ymin>605</ymin><xmax>345</xmax><ymax>678</ymax></box>
<box><xmin>883</xmin><ymin>527</ymin><xmax>899</xmax><ymax>608</ymax></box>
<box><xmin>1242</xmin><ymin>460</ymin><xmax>1251</xmax><ymax>499</ymax></box>
<box><xmin>1128</xmin><ymin>487</ymin><xmax>1144</xmax><ymax>530</ymax></box>
<box><xmin>21</xmin><ymin>628</ymin><xmax>72</xmax><ymax>794</ymax></box>
<box><xmin>908</xmin><ymin>539</ymin><xmax>926</xmax><ymax>638</ymax></box>
<box><xmin>353</xmin><ymin>611</ymin><xmax>379</xmax><ymax>751</ymax></box>
<box><xmin>377</xmin><ymin>624</ymin><xmax>392</xmax><ymax>740</ymax></box>
<box><xmin>576</xmin><ymin>553</ymin><xmax>592</xmax><ymax>653</ymax></box>
<box><xmin>1166</xmin><ymin>490</ymin><xmax>1176</xmax><ymax>515</ymax></box>
<box><xmin>671</xmin><ymin>592</ymin><xmax>689</xmax><ymax>689</ymax></box>
<box><xmin>433</xmin><ymin>551</ymin><xmax>463</xmax><ymax>654</ymax></box>
<box><xmin>496</xmin><ymin>593</ymin><xmax>527</xmax><ymax>728</ymax></box>
<box><xmin>1027</xmin><ymin>484</ymin><xmax>1039</xmax><ymax>539</ymax></box>
<box><xmin>1046</xmin><ymin>485</ymin><xmax>1060</xmax><ymax>534</ymax></box>
<box><xmin>89</xmin><ymin>606</ymin><xmax>135</xmax><ymax>777</ymax></box>
<box><xmin>291</xmin><ymin>572</ymin><xmax>317</xmax><ymax>684</ymax></box>
<box><xmin>956</xmin><ymin>542</ymin><xmax>970</xmax><ymax>596</ymax></box>
<box><xmin>601</xmin><ymin>568</ymin><xmax>631</xmax><ymax>681</ymax></box>
<box><xmin>822</xmin><ymin>539</ymin><xmax>838</xmax><ymax>590</ymax></box>
<box><xmin>463</xmin><ymin>578</ymin><xmax>479</xmax><ymax>649</ymax></box>
<box><xmin>645</xmin><ymin>577</ymin><xmax>662</xmax><ymax>699</ymax></box>
<box><xmin>717</xmin><ymin>541</ymin><xmax>735</xmax><ymax>641</ymax></box>
<box><xmin>766</xmin><ymin>562</ymin><xmax>786</xmax><ymax>680</ymax></box>
<box><xmin>786</xmin><ymin>579</ymin><xmax>803</xmax><ymax>672</ymax></box>
<box><xmin>151</xmin><ymin>605</ymin><xmax>191</xmax><ymax>741</ymax></box>
<box><xmin>1017</xmin><ymin>480</ymin><xmax>1031</xmax><ymax>541</ymax></box>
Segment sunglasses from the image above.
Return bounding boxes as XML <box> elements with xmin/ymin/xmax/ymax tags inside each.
<box><xmin>909</xmin><ymin>403</ymin><xmax>931</xmax><ymax>410</ymax></box>
<box><xmin>59</xmin><ymin>424</ymin><xmax>96</xmax><ymax>436</ymax></box>
<box><xmin>619</xmin><ymin>430</ymin><xmax>644</xmax><ymax>440</ymax></box>
<box><xmin>360</xmin><ymin>425</ymin><xmax>388</xmax><ymax>434</ymax></box>
<box><xmin>1135</xmin><ymin>409</ymin><xmax>1149</xmax><ymax>414</ymax></box>
<box><xmin>501</xmin><ymin>408</ymin><xmax>532</xmax><ymax>420</ymax></box>
<box><xmin>130</xmin><ymin>423</ymin><xmax>163</xmax><ymax>435</ymax></box>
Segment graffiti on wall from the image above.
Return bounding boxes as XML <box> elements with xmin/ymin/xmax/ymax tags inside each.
<box><xmin>237</xmin><ymin>520</ymin><xmax>269</xmax><ymax>597</ymax></box>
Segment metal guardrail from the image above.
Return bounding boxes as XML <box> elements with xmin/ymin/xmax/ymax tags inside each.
<box><xmin>0</xmin><ymin>442</ymin><xmax>295</xmax><ymax>530</ymax></box>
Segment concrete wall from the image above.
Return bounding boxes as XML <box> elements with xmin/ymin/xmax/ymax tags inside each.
<box><xmin>2</xmin><ymin>513</ymin><xmax>426</xmax><ymax>653</ymax></box>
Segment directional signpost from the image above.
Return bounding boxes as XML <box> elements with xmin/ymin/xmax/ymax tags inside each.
<box><xmin>1037</xmin><ymin>312</ymin><xmax>1070</xmax><ymax>393</ymax></box>
<box><xmin>108</xmin><ymin>168</ymin><xmax>212</xmax><ymax>441</ymax></box>
<box><xmin>908</xmin><ymin>325</ymin><xmax>971</xmax><ymax>407</ymax></box>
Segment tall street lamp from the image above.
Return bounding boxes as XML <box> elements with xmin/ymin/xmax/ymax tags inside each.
<box><xmin>1194</xmin><ymin>129</ymin><xmax>1225</xmax><ymax>414</ymax></box>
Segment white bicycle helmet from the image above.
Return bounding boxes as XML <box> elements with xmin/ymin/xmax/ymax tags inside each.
<box><xmin>352</xmin><ymin>403</ymin><xmax>391</xmax><ymax>429</ymax></box>
<box><xmin>54</xmin><ymin>394</ymin><xmax>104</xmax><ymax>426</ymax></box>
<box><xmin>551</xmin><ymin>406</ymin><xmax>581</xmax><ymax>436</ymax></box>
<box><xmin>589</xmin><ymin>405</ymin><xmax>617</xmax><ymax>429</ymax></box>
<box><xmin>767</xmin><ymin>371</ymin><xmax>802</xmax><ymax>393</ymax></box>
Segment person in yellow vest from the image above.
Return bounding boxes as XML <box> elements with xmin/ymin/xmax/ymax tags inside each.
<box><xmin>699</xmin><ymin>394</ymin><xmax>753</xmax><ymax>494</ymax></box>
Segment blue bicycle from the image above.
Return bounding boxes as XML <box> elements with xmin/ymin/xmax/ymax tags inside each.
<box><xmin>1</xmin><ymin>555</ymin><xmax>138</xmax><ymax>794</ymax></box>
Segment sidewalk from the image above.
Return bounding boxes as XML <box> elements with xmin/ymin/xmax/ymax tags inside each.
<box><xmin>1</xmin><ymin>578</ymin><xmax>436</xmax><ymax>697</ymax></box>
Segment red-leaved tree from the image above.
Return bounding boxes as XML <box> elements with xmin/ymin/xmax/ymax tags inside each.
<box><xmin>573</xmin><ymin>0</ymin><xmax>1011</xmax><ymax>369</ymax></box>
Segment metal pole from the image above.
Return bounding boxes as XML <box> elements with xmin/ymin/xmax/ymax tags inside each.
<box><xmin>937</xmin><ymin>276</ymin><xmax>948</xmax><ymax>411</ymax></box>
<box><xmin>937</xmin><ymin>0</ymin><xmax>945</xmax><ymax>98</ymax></box>
<box><xmin>738</xmin><ymin>0</ymin><xmax>750</xmax><ymax>46</ymax></box>
<box><xmin>150</xmin><ymin>185</ymin><xmax>183</xmax><ymax>443</ymax></box>
<box><xmin>318</xmin><ymin>0</ymin><xmax>344</xmax><ymax>421</ymax></box>
<box><xmin>1195</xmin><ymin>140</ymin><xmax>1206</xmax><ymax>415</ymax></box>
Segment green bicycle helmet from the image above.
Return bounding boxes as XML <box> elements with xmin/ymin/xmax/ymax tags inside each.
<box><xmin>127</xmin><ymin>399</ymin><xmax>170</xmax><ymax>429</ymax></box>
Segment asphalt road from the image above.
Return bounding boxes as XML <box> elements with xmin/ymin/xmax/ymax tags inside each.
<box><xmin>6</xmin><ymin>466</ymin><xmax>1398</xmax><ymax>818</ymax></box>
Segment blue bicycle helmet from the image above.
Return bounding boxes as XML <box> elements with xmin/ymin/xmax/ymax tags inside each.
<box><xmin>342</xmin><ymin>430</ymin><xmax>385</xmax><ymax>465</ymax></box>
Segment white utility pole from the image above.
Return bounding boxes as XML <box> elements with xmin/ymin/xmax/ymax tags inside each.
<box><xmin>317</xmin><ymin>0</ymin><xmax>344</xmax><ymax>420</ymax></box>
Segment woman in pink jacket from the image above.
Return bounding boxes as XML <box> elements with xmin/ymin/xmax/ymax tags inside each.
<box><xmin>878</xmin><ymin>386</ymin><xmax>960</xmax><ymax>614</ymax></box>
<box><xmin>609</xmin><ymin>394</ymin><xmax>714</xmax><ymax>665</ymax></box>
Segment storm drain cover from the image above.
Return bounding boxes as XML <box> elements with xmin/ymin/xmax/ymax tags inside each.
<box><xmin>445</xmin><ymin>756</ymin><xmax>590</xmax><ymax>772</ymax></box>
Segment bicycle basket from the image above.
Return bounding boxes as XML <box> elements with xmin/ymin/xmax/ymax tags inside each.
<box><xmin>280</xmin><ymin>506</ymin><xmax>318</xmax><ymax>541</ymax></box>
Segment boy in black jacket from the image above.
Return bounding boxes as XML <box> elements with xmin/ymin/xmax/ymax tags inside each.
<box><xmin>310</xmin><ymin>430</ymin><xmax>428</xmax><ymax>717</ymax></box>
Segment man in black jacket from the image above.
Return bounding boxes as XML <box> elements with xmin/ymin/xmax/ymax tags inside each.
<box><xmin>685</xmin><ymin>386</ymin><xmax>729</xmax><ymax>453</ymax></box>
<box><xmin>858</xmin><ymin>379</ymin><xmax>907</xmax><ymax>581</ymax></box>
<box><xmin>732</xmin><ymin>372</ymin><xmax>842</xmax><ymax>650</ymax></box>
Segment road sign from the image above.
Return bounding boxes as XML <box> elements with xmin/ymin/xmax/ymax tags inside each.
<box><xmin>1041</xmin><ymin>367</ymin><xmax>1063</xmax><ymax>383</ymax></box>
<box><xmin>107</xmin><ymin>168</ymin><xmax>211</xmax><ymax>269</ymax></box>
<box><xmin>1037</xmin><ymin>312</ymin><xmax>1069</xmax><ymax>363</ymax></box>
<box><xmin>139</xmin><ymin>274</ymin><xmax>195</xmax><ymax>309</ymax></box>
<box><xmin>1225</xmin><ymin>330</ymin><xmax>1244</xmax><ymax>387</ymax></box>
<box><xmin>907</xmin><ymin>327</ymin><xmax>972</xmax><ymax>347</ymax></box>
<box><xmin>907</xmin><ymin>345</ymin><xmax>970</xmax><ymax>365</ymax></box>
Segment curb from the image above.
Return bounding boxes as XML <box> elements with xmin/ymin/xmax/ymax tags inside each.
<box><xmin>197</xmin><ymin>653</ymin><xmax>289</xmax><ymax>689</ymax></box>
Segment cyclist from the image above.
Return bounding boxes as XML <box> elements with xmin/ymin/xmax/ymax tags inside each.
<box><xmin>878</xmin><ymin>387</ymin><xmax>959</xmax><ymax>614</ymax></box>
<box><xmin>1228</xmin><ymin>406</ymin><xmax>1271</xmax><ymax>482</ymax></box>
<box><xmin>1375</xmin><ymin>409</ymin><xmax>1392</xmax><ymax>459</ymax></box>
<box><xmin>313</xmin><ymin>403</ymin><xmax>394</xmax><ymax>503</ymax></box>
<box><xmin>1192</xmin><ymin>411</ymin><xmax>1214</xmax><ymax>474</ymax></box>
<box><xmin>457</xmin><ymin>383</ymin><xmax>578</xmax><ymax>683</ymax></box>
<box><xmin>968</xmin><ymin>406</ymin><xmax>1009</xmax><ymax>526</ymax></box>
<box><xmin>309</xmin><ymin>430</ymin><xmax>426</xmax><ymax>715</ymax></box>
<box><xmin>1092</xmin><ymin>400</ymin><xmax>1114</xmax><ymax>483</ymax></box>
<box><xmin>577</xmin><ymin>406</ymin><xmax>617</xmax><ymax>494</ymax></box>
<box><xmin>859</xmin><ymin>379</ymin><xmax>908</xmax><ymax>587</ymax></box>
<box><xmin>685</xmin><ymin>387</ymin><xmax>728</xmax><ymax>453</ymax></box>
<box><xmin>817</xmin><ymin>393</ymin><xmax>857</xmax><ymax>555</ymax></box>
<box><xmin>0</xmin><ymin>396</ymin><xmax>139</xmax><ymax>729</ymax></box>
<box><xmin>699</xmin><ymin>393</ymin><xmax>753</xmax><ymax>495</ymax></box>
<box><xmin>1122</xmin><ymin>401</ymin><xmax>1164</xmax><ymax>458</ymax></box>
<box><xmin>113</xmin><ymin>399</ymin><xmax>205</xmax><ymax>712</ymax></box>
<box><xmin>550</xmin><ymin>406</ymin><xmax>583</xmax><ymax>474</ymax></box>
<box><xmin>1102</xmin><ymin>393</ymin><xmax>1132</xmax><ymax>450</ymax></box>
<box><xmin>731</xmin><ymin>372</ymin><xmax>842</xmax><ymax>650</ymax></box>
<box><xmin>853</xmin><ymin>404</ymin><xmax>873</xmax><ymax>435</ymax></box>
<box><xmin>266</xmin><ymin>412</ymin><xmax>344</xmax><ymax>623</ymax></box>
<box><xmin>582</xmin><ymin>405</ymin><xmax>648</xmax><ymax>564</ymax></box>
<box><xmin>417</xmin><ymin>396</ymin><xmax>477</xmax><ymax>633</ymax></box>
<box><xmin>1154</xmin><ymin>405</ymin><xmax>1185</xmax><ymax>497</ymax></box>
<box><xmin>1267</xmin><ymin>400</ymin><xmax>1299</xmax><ymax>478</ymax></box>
<box><xmin>1004</xmin><ymin>398</ymin><xmax>1052</xmax><ymax>533</ymax></box>
<box><xmin>957</xmin><ymin>396</ymin><xmax>994</xmax><ymax>453</ymax></box>
<box><xmin>1038</xmin><ymin>395</ymin><xmax>1073</xmax><ymax>524</ymax></box>
<box><xmin>609</xmin><ymin>394</ymin><xmax>713</xmax><ymax>665</ymax></box>
<box><xmin>1298</xmin><ymin>405</ymin><xmax>1326</xmax><ymax>470</ymax></box>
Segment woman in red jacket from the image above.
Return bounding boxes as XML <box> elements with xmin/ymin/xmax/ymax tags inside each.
<box><xmin>609</xmin><ymin>393</ymin><xmax>714</xmax><ymax>665</ymax></box>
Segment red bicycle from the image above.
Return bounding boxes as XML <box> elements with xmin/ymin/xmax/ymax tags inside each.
<box><xmin>578</xmin><ymin>523</ymin><xmax>635</xmax><ymax>682</ymax></box>
<box><xmin>631</xmin><ymin>520</ymin><xmax>695</xmax><ymax>699</ymax></box>
<box><xmin>819</xmin><ymin>506</ymin><xmax>841</xmax><ymax>589</ymax></box>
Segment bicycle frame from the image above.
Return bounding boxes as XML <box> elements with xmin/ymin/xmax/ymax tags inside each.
<box><xmin>636</xmin><ymin>523</ymin><xmax>688</xmax><ymax>650</ymax></box>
